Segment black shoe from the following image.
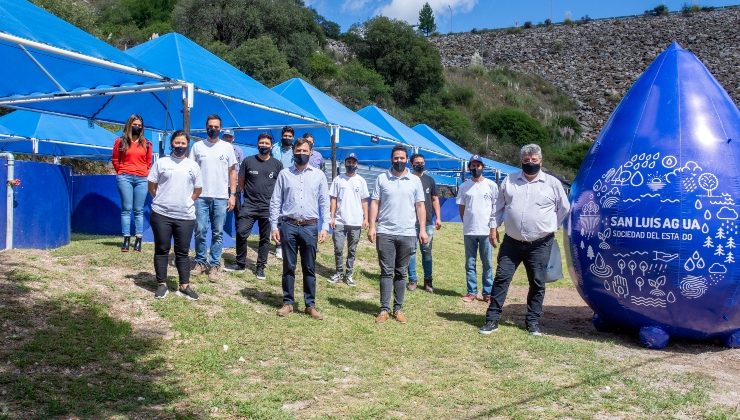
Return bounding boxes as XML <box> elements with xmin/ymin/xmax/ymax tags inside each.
<box><xmin>479</xmin><ymin>320</ymin><xmax>499</xmax><ymax>335</ymax></box>
<box><xmin>121</xmin><ymin>236</ymin><xmax>130</xmax><ymax>252</ymax></box>
<box><xmin>255</xmin><ymin>266</ymin><xmax>266</xmax><ymax>280</ymax></box>
<box><xmin>527</xmin><ymin>324</ymin><xmax>543</xmax><ymax>337</ymax></box>
<box><xmin>223</xmin><ymin>263</ymin><xmax>246</xmax><ymax>272</ymax></box>
<box><xmin>177</xmin><ymin>285</ymin><xmax>199</xmax><ymax>301</ymax></box>
<box><xmin>133</xmin><ymin>237</ymin><xmax>142</xmax><ymax>253</ymax></box>
<box><xmin>154</xmin><ymin>283</ymin><xmax>168</xmax><ymax>299</ymax></box>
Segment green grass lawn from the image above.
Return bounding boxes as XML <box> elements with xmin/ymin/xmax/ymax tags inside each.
<box><xmin>0</xmin><ymin>223</ymin><xmax>737</xmax><ymax>418</ymax></box>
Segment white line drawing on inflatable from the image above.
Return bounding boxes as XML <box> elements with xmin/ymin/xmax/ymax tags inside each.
<box><xmin>598</xmin><ymin>228</ymin><xmax>611</xmax><ymax>249</ymax></box>
<box><xmin>600</xmin><ymin>195</ymin><xmax>619</xmax><ymax>208</ymax></box>
<box><xmin>661</xmin><ymin>155</ymin><xmax>677</xmax><ymax>169</ymax></box>
<box><xmin>726</xmin><ymin>237</ymin><xmax>735</xmax><ymax>249</ymax></box>
<box><xmin>630</xmin><ymin>296</ymin><xmax>666</xmax><ymax>308</ymax></box>
<box><xmin>649</xmin><ymin>276</ymin><xmax>667</xmax><ymax>297</ymax></box>
<box><xmin>667</xmin><ymin>291</ymin><xmax>676</xmax><ymax>303</ymax></box>
<box><xmin>587</xmin><ymin>245</ymin><xmax>595</xmax><ymax>260</ymax></box>
<box><xmin>665</xmin><ymin>161</ymin><xmax>702</xmax><ymax>192</ymax></box>
<box><xmin>635</xmin><ymin>277</ymin><xmax>645</xmax><ymax>291</ymax></box>
<box><xmin>630</xmin><ymin>171</ymin><xmax>644</xmax><ymax>187</ymax></box>
<box><xmin>578</xmin><ymin>200</ymin><xmax>600</xmax><ymax>238</ymax></box>
<box><xmin>647</xmin><ymin>172</ymin><xmax>667</xmax><ymax>192</ymax></box>
<box><xmin>660</xmin><ymin>199</ymin><xmax>679</xmax><ymax>203</ymax></box>
<box><xmin>680</xmin><ymin>275</ymin><xmax>708</xmax><ymax>298</ymax></box>
<box><xmin>702</xmin><ymin>223</ymin><xmax>710</xmax><ymax>234</ymax></box>
<box><xmin>703</xmin><ymin>236</ymin><xmax>714</xmax><ymax>248</ymax></box>
<box><xmin>639</xmin><ymin>261</ymin><xmax>649</xmax><ymax>276</ymax></box>
<box><xmin>683</xmin><ymin>251</ymin><xmax>706</xmax><ymax>272</ymax></box>
<box><xmin>695</xmin><ymin>199</ymin><xmax>703</xmax><ymax>210</ymax></box>
<box><xmin>704</xmin><ymin>210</ymin><xmax>712</xmax><ymax>220</ymax></box>
<box><xmin>716</xmin><ymin>227</ymin><xmax>726</xmax><ymax>240</ymax></box>
<box><xmin>708</xmin><ymin>193</ymin><xmax>734</xmax><ymax>206</ymax></box>
<box><xmin>611</xmin><ymin>275</ymin><xmax>629</xmax><ymax>298</ymax></box>
<box><xmin>580</xmin><ymin>240</ymin><xmax>585</xmax><ymax>250</ymax></box>
<box><xmin>653</xmin><ymin>251</ymin><xmax>678</xmax><ymax>263</ymax></box>
<box><xmin>623</xmin><ymin>198</ymin><xmax>640</xmax><ymax>203</ymax></box>
<box><xmin>715</xmin><ymin>244</ymin><xmax>725</xmax><ymax>256</ymax></box>
<box><xmin>725</xmin><ymin>251</ymin><xmax>735</xmax><ymax>264</ymax></box>
<box><xmin>708</xmin><ymin>263</ymin><xmax>727</xmax><ymax>285</ymax></box>
<box><xmin>717</xmin><ymin>207</ymin><xmax>738</xmax><ymax>220</ymax></box>
<box><xmin>590</xmin><ymin>253</ymin><xmax>613</xmax><ymax>278</ymax></box>
<box><xmin>614</xmin><ymin>251</ymin><xmax>648</xmax><ymax>257</ymax></box>
<box><xmin>628</xmin><ymin>260</ymin><xmax>637</xmax><ymax>275</ymax></box>
<box><xmin>618</xmin><ymin>259</ymin><xmax>626</xmax><ymax>274</ymax></box>
<box><xmin>640</xmin><ymin>193</ymin><xmax>660</xmax><ymax>198</ymax></box>
<box><xmin>697</xmin><ymin>173</ymin><xmax>719</xmax><ymax>196</ymax></box>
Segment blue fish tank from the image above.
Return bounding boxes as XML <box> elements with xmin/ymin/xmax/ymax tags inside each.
<box><xmin>566</xmin><ymin>43</ymin><xmax>740</xmax><ymax>349</ymax></box>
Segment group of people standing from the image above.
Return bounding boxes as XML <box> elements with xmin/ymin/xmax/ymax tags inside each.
<box><xmin>113</xmin><ymin>113</ymin><xmax>569</xmax><ymax>334</ymax></box>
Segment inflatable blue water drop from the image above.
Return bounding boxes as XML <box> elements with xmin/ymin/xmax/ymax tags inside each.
<box><xmin>566</xmin><ymin>42</ymin><xmax>740</xmax><ymax>349</ymax></box>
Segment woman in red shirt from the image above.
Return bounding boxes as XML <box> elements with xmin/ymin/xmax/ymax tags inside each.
<box><xmin>112</xmin><ymin>114</ymin><xmax>152</xmax><ymax>252</ymax></box>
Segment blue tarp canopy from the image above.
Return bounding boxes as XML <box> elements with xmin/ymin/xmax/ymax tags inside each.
<box><xmin>356</xmin><ymin>106</ymin><xmax>463</xmax><ymax>171</ymax></box>
<box><xmin>0</xmin><ymin>110</ymin><xmax>114</xmax><ymax>158</ymax></box>
<box><xmin>272</xmin><ymin>78</ymin><xmax>402</xmax><ymax>165</ymax></box>
<box><xmin>412</xmin><ymin>123</ymin><xmax>520</xmax><ymax>175</ymax></box>
<box><xmin>0</xmin><ymin>0</ymin><xmax>176</xmax><ymax>124</ymax></box>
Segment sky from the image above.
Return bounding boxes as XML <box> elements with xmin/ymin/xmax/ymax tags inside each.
<box><xmin>305</xmin><ymin>0</ymin><xmax>740</xmax><ymax>33</ymax></box>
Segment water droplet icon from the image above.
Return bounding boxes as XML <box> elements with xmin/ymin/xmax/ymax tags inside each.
<box><xmin>667</xmin><ymin>292</ymin><xmax>676</xmax><ymax>303</ymax></box>
<box><xmin>630</xmin><ymin>171</ymin><xmax>644</xmax><ymax>187</ymax></box>
<box><xmin>695</xmin><ymin>199</ymin><xmax>702</xmax><ymax>209</ymax></box>
<box><xmin>684</xmin><ymin>258</ymin><xmax>696</xmax><ymax>271</ymax></box>
<box><xmin>696</xmin><ymin>257</ymin><xmax>705</xmax><ymax>269</ymax></box>
<box><xmin>692</xmin><ymin>251</ymin><xmax>701</xmax><ymax>260</ymax></box>
<box><xmin>704</xmin><ymin>210</ymin><xmax>712</xmax><ymax>220</ymax></box>
<box><xmin>702</xmin><ymin>223</ymin><xmax>709</xmax><ymax>234</ymax></box>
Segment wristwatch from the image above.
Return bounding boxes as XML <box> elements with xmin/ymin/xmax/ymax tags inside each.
<box><xmin>230</xmin><ymin>192</ymin><xmax>238</xmax><ymax>196</ymax></box>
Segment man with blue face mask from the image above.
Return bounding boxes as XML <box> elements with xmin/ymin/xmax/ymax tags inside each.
<box><xmin>479</xmin><ymin>144</ymin><xmax>570</xmax><ymax>337</ymax></box>
<box><xmin>270</xmin><ymin>137</ymin><xmax>330</xmax><ymax>320</ymax></box>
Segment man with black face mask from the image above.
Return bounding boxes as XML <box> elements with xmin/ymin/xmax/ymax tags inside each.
<box><xmin>271</xmin><ymin>126</ymin><xmax>295</xmax><ymax>260</ymax></box>
<box><xmin>479</xmin><ymin>144</ymin><xmax>570</xmax><ymax>337</ymax></box>
<box><xmin>407</xmin><ymin>153</ymin><xmax>441</xmax><ymax>292</ymax></box>
<box><xmin>328</xmin><ymin>153</ymin><xmax>369</xmax><ymax>286</ymax></box>
<box><xmin>456</xmin><ymin>155</ymin><xmax>498</xmax><ymax>303</ymax></box>
<box><xmin>227</xmin><ymin>133</ymin><xmax>283</xmax><ymax>280</ymax></box>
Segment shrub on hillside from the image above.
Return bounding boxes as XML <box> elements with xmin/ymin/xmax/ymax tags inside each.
<box><xmin>440</xmin><ymin>85</ymin><xmax>475</xmax><ymax>107</ymax></box>
<box><xmin>479</xmin><ymin>108</ymin><xmax>549</xmax><ymax>147</ymax></box>
<box><xmin>548</xmin><ymin>142</ymin><xmax>591</xmax><ymax>171</ymax></box>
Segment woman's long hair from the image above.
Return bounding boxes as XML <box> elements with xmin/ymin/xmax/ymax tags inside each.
<box><xmin>118</xmin><ymin>114</ymin><xmax>148</xmax><ymax>162</ymax></box>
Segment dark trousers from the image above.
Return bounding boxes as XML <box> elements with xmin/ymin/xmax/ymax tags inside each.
<box><xmin>280</xmin><ymin>221</ymin><xmax>318</xmax><ymax>307</ymax></box>
<box><xmin>150</xmin><ymin>211</ymin><xmax>195</xmax><ymax>285</ymax></box>
<box><xmin>235</xmin><ymin>211</ymin><xmax>271</xmax><ymax>269</ymax></box>
<box><xmin>485</xmin><ymin>234</ymin><xmax>554</xmax><ymax>327</ymax></box>
<box><xmin>376</xmin><ymin>233</ymin><xmax>416</xmax><ymax>312</ymax></box>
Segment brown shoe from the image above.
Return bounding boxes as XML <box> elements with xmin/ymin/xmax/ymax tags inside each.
<box><xmin>207</xmin><ymin>265</ymin><xmax>220</xmax><ymax>283</ymax></box>
<box><xmin>277</xmin><ymin>304</ymin><xmax>294</xmax><ymax>317</ymax></box>
<box><xmin>305</xmin><ymin>306</ymin><xmax>324</xmax><ymax>320</ymax></box>
<box><xmin>394</xmin><ymin>310</ymin><xmax>408</xmax><ymax>324</ymax></box>
<box><xmin>462</xmin><ymin>293</ymin><xmax>477</xmax><ymax>302</ymax></box>
<box><xmin>375</xmin><ymin>310</ymin><xmax>390</xmax><ymax>324</ymax></box>
<box><xmin>406</xmin><ymin>282</ymin><xmax>417</xmax><ymax>291</ymax></box>
<box><xmin>191</xmin><ymin>261</ymin><xmax>207</xmax><ymax>275</ymax></box>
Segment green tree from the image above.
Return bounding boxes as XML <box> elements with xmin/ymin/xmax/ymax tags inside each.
<box><xmin>479</xmin><ymin>107</ymin><xmax>549</xmax><ymax>147</ymax></box>
<box><xmin>345</xmin><ymin>17</ymin><xmax>443</xmax><ymax>106</ymax></box>
<box><xmin>418</xmin><ymin>2</ymin><xmax>436</xmax><ymax>37</ymax></box>
<box><xmin>334</xmin><ymin>61</ymin><xmax>392</xmax><ymax>109</ymax></box>
<box><xmin>226</xmin><ymin>36</ymin><xmax>297</xmax><ymax>87</ymax></box>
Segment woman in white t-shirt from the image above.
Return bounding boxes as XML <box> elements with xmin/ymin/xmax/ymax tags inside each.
<box><xmin>147</xmin><ymin>131</ymin><xmax>203</xmax><ymax>300</ymax></box>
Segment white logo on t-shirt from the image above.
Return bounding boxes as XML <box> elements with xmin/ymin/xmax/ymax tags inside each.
<box><xmin>269</xmin><ymin>172</ymin><xmax>275</xmax><ymax>179</ymax></box>
<box><xmin>426</xmin><ymin>187</ymin><xmax>430</xmax><ymax>194</ymax></box>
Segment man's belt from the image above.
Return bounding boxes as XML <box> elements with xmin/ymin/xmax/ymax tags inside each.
<box><xmin>282</xmin><ymin>217</ymin><xmax>318</xmax><ymax>226</ymax></box>
<box><xmin>506</xmin><ymin>232</ymin><xmax>554</xmax><ymax>245</ymax></box>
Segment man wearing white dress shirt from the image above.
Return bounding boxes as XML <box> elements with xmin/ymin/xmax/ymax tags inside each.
<box><xmin>480</xmin><ymin>144</ymin><xmax>570</xmax><ymax>336</ymax></box>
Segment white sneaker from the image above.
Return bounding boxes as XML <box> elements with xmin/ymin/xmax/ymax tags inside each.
<box><xmin>345</xmin><ymin>276</ymin><xmax>356</xmax><ymax>287</ymax></box>
<box><xmin>328</xmin><ymin>273</ymin><xmax>342</xmax><ymax>284</ymax></box>
<box><xmin>275</xmin><ymin>248</ymin><xmax>283</xmax><ymax>259</ymax></box>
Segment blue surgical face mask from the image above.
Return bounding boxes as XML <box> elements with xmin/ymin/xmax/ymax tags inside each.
<box><xmin>294</xmin><ymin>153</ymin><xmax>310</xmax><ymax>166</ymax></box>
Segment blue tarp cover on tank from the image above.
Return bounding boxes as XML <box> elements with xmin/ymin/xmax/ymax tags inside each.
<box><xmin>272</xmin><ymin>78</ymin><xmax>402</xmax><ymax>164</ymax></box>
<box><xmin>0</xmin><ymin>110</ymin><xmax>114</xmax><ymax>158</ymax></box>
<box><xmin>413</xmin><ymin>123</ymin><xmax>520</xmax><ymax>175</ymax></box>
<box><xmin>356</xmin><ymin>106</ymin><xmax>463</xmax><ymax>171</ymax></box>
<box><xmin>0</xmin><ymin>0</ymin><xmax>174</xmax><ymax>123</ymax></box>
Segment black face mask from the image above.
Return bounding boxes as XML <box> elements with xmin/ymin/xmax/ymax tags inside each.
<box><xmin>392</xmin><ymin>161</ymin><xmax>406</xmax><ymax>172</ymax></box>
<box><xmin>522</xmin><ymin>162</ymin><xmax>541</xmax><ymax>175</ymax></box>
<box><xmin>207</xmin><ymin>128</ymin><xmax>220</xmax><ymax>139</ymax></box>
<box><xmin>172</xmin><ymin>146</ymin><xmax>187</xmax><ymax>158</ymax></box>
<box><xmin>131</xmin><ymin>126</ymin><xmax>142</xmax><ymax>137</ymax></box>
<box><xmin>413</xmin><ymin>164</ymin><xmax>425</xmax><ymax>173</ymax></box>
<box><xmin>258</xmin><ymin>146</ymin><xmax>271</xmax><ymax>155</ymax></box>
<box><xmin>294</xmin><ymin>154</ymin><xmax>310</xmax><ymax>166</ymax></box>
<box><xmin>470</xmin><ymin>168</ymin><xmax>483</xmax><ymax>178</ymax></box>
<box><xmin>281</xmin><ymin>138</ymin><xmax>292</xmax><ymax>148</ymax></box>
<box><xmin>345</xmin><ymin>165</ymin><xmax>357</xmax><ymax>174</ymax></box>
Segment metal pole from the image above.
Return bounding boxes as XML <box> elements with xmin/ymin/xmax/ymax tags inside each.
<box><xmin>331</xmin><ymin>126</ymin><xmax>338</xmax><ymax>178</ymax></box>
<box><xmin>182</xmin><ymin>85</ymin><xmax>191</xmax><ymax>135</ymax></box>
<box><xmin>0</xmin><ymin>152</ymin><xmax>15</xmax><ymax>250</ymax></box>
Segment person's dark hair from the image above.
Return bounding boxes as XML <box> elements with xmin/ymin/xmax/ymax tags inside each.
<box><xmin>391</xmin><ymin>144</ymin><xmax>408</xmax><ymax>158</ymax></box>
<box><xmin>169</xmin><ymin>130</ymin><xmax>190</xmax><ymax>145</ymax></box>
<box><xmin>257</xmin><ymin>132</ymin><xmax>273</xmax><ymax>143</ymax></box>
<box><xmin>281</xmin><ymin>126</ymin><xmax>294</xmax><ymax>136</ymax></box>
<box><xmin>118</xmin><ymin>114</ymin><xmax>148</xmax><ymax>163</ymax></box>
<box><xmin>205</xmin><ymin>114</ymin><xmax>222</xmax><ymax>126</ymax></box>
<box><xmin>301</xmin><ymin>132</ymin><xmax>314</xmax><ymax>140</ymax></box>
<box><xmin>293</xmin><ymin>137</ymin><xmax>313</xmax><ymax>151</ymax></box>
<box><xmin>410</xmin><ymin>153</ymin><xmax>425</xmax><ymax>163</ymax></box>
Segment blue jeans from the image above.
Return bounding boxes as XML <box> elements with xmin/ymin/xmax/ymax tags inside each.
<box><xmin>464</xmin><ymin>235</ymin><xmax>493</xmax><ymax>296</ymax></box>
<box><xmin>408</xmin><ymin>225</ymin><xmax>435</xmax><ymax>283</ymax></box>
<box><xmin>116</xmin><ymin>173</ymin><xmax>148</xmax><ymax>236</ymax></box>
<box><xmin>280</xmin><ymin>221</ymin><xmax>318</xmax><ymax>307</ymax></box>
<box><xmin>194</xmin><ymin>197</ymin><xmax>228</xmax><ymax>267</ymax></box>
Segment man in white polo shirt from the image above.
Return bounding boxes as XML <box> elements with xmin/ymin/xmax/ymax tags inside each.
<box><xmin>457</xmin><ymin>155</ymin><xmax>499</xmax><ymax>303</ymax></box>
<box><xmin>328</xmin><ymin>153</ymin><xmax>369</xmax><ymax>286</ymax></box>
<box><xmin>368</xmin><ymin>145</ymin><xmax>428</xmax><ymax>324</ymax></box>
